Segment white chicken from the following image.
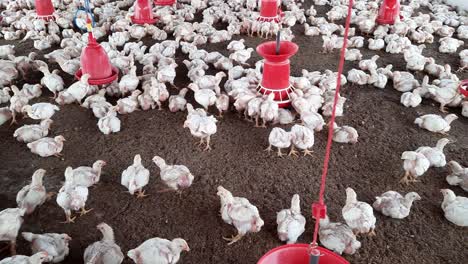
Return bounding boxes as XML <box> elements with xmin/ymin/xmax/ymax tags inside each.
<box><xmin>227</xmin><ymin>39</ymin><xmax>246</xmax><ymax>52</ymax></box>
<box><xmin>347</xmin><ymin>69</ymin><xmax>370</xmax><ymax>86</ymax></box>
<box><xmin>116</xmin><ymin>90</ymin><xmax>141</xmax><ymax>115</ymax></box>
<box><xmin>183</xmin><ymin>104</ymin><xmax>218</xmax><ymax>151</ymax></box>
<box><xmin>446</xmin><ymin>161</ymin><xmax>468</xmax><ymax>192</ymax></box>
<box><xmin>342</xmin><ymin>188</ymin><xmax>376</xmax><ymax>236</ymax></box>
<box><xmin>266</xmin><ymin>126</ymin><xmax>293</xmax><ymax>158</ymax></box>
<box><xmin>289</xmin><ymin>124</ymin><xmax>314</xmax><ymax>156</ymax></box>
<box><xmin>229</xmin><ymin>48</ymin><xmax>254</xmax><ymax>66</ymax></box>
<box><xmin>359</xmin><ymin>55</ymin><xmax>379</xmax><ymax>72</ymax></box>
<box><xmin>392</xmin><ymin>71</ymin><xmax>419</xmax><ymax>92</ymax></box>
<box><xmin>127</xmin><ymin>237</ymin><xmax>189</xmax><ymax>264</ymax></box>
<box><xmin>301</xmin><ymin>111</ymin><xmax>325</xmax><ymax>132</ymax></box>
<box><xmin>414</xmin><ymin>114</ymin><xmax>458</xmax><ymax>134</ymax></box>
<box><xmin>440</xmin><ymin>189</ymin><xmax>468</xmax><ymax>227</ymax></box>
<box><xmin>318</xmin><ymin>215</ymin><xmax>361</xmax><ymax>255</ymax></box>
<box><xmin>56</xmin><ymin>167</ymin><xmax>91</xmax><ymax>223</ymax></box>
<box><xmin>71</xmin><ymin>160</ymin><xmax>107</xmax><ymax>188</ymax></box>
<box><xmin>260</xmin><ymin>93</ymin><xmax>279</xmax><ymax>127</ymax></box>
<box><xmin>0</xmin><ymin>208</ymin><xmax>26</xmax><ymax>255</ymax></box>
<box><xmin>276</xmin><ymin>194</ymin><xmax>306</xmax><ymax>244</ymax></box>
<box><xmin>64</xmin><ymin>74</ymin><xmax>90</xmax><ymax>104</ymax></box>
<box><xmin>152</xmin><ymin>156</ymin><xmax>194</xmax><ymax>192</ymax></box>
<box><xmin>0</xmin><ymin>107</ymin><xmax>12</xmax><ymax>126</ymax></box>
<box><xmin>83</xmin><ymin>223</ymin><xmax>124</xmax><ymax>264</ymax></box>
<box><xmin>332</xmin><ymin>122</ymin><xmax>358</xmax><ymax>144</ymax></box>
<box><xmin>22</xmin><ymin>103</ymin><xmax>59</xmax><ymax>120</ymax></box>
<box><xmin>27</xmin><ymin>136</ymin><xmax>65</xmax><ymax>158</ymax></box>
<box><xmin>439</xmin><ymin>37</ymin><xmax>464</xmax><ymax>53</ymax></box>
<box><xmin>119</xmin><ymin>66</ymin><xmax>139</xmax><ymax>96</ymax></box>
<box><xmin>121</xmin><ymin>154</ymin><xmax>150</xmax><ymax>198</ymax></box>
<box><xmin>39</xmin><ymin>66</ymin><xmax>64</xmax><ymax>98</ymax></box>
<box><xmin>416</xmin><ymin>138</ymin><xmax>451</xmax><ymax>168</ymax></box>
<box><xmin>22</xmin><ymin>232</ymin><xmax>71</xmax><ymax>263</ymax></box>
<box><xmin>373</xmin><ymin>191</ymin><xmax>421</xmax><ymax>219</ymax></box>
<box><xmin>0</xmin><ymin>252</ymin><xmax>49</xmax><ymax>264</ymax></box>
<box><xmin>98</xmin><ymin>107</ymin><xmax>121</xmax><ymax>135</ymax></box>
<box><xmin>168</xmin><ymin>88</ymin><xmax>188</xmax><ymax>112</ymax></box>
<box><xmin>400</xmin><ymin>151</ymin><xmax>430</xmax><ymax>184</ymax></box>
<box><xmin>217</xmin><ymin>186</ymin><xmax>264</xmax><ymax>245</ymax></box>
<box><xmin>188</xmin><ymin>83</ymin><xmax>216</xmax><ymax>110</ymax></box>
<box><xmin>13</xmin><ymin>119</ymin><xmax>53</xmax><ymax>143</ymax></box>
<box><xmin>0</xmin><ymin>87</ymin><xmax>11</xmax><ymax>104</ymax></box>
<box><xmin>16</xmin><ymin>169</ymin><xmax>47</xmax><ymax>215</ymax></box>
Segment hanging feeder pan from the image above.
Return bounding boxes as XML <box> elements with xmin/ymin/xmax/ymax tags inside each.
<box><xmin>257</xmin><ymin>244</ymin><xmax>349</xmax><ymax>264</ymax></box>
<box><xmin>459</xmin><ymin>80</ymin><xmax>468</xmax><ymax>97</ymax></box>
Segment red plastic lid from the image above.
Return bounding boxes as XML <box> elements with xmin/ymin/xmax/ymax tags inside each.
<box><xmin>154</xmin><ymin>0</ymin><xmax>175</xmax><ymax>6</ymax></box>
<box><xmin>75</xmin><ymin>67</ymin><xmax>119</xmax><ymax>85</ymax></box>
<box><xmin>257</xmin><ymin>244</ymin><xmax>349</xmax><ymax>264</ymax></box>
<box><xmin>459</xmin><ymin>80</ymin><xmax>468</xmax><ymax>97</ymax></box>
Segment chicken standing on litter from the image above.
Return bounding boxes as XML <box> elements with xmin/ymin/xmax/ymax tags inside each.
<box><xmin>266</xmin><ymin>127</ymin><xmax>292</xmax><ymax>157</ymax></box>
<box><xmin>400</xmin><ymin>151</ymin><xmax>430</xmax><ymax>184</ymax></box>
<box><xmin>152</xmin><ymin>156</ymin><xmax>194</xmax><ymax>193</ymax></box>
<box><xmin>183</xmin><ymin>103</ymin><xmax>217</xmax><ymax>151</ymax></box>
<box><xmin>217</xmin><ymin>186</ymin><xmax>264</xmax><ymax>245</ymax></box>
<box><xmin>0</xmin><ymin>208</ymin><xmax>26</xmax><ymax>255</ymax></box>
<box><xmin>22</xmin><ymin>232</ymin><xmax>71</xmax><ymax>263</ymax></box>
<box><xmin>56</xmin><ymin>167</ymin><xmax>91</xmax><ymax>223</ymax></box>
<box><xmin>71</xmin><ymin>160</ymin><xmax>107</xmax><ymax>188</ymax></box>
<box><xmin>16</xmin><ymin>169</ymin><xmax>48</xmax><ymax>215</ymax></box>
<box><xmin>276</xmin><ymin>194</ymin><xmax>306</xmax><ymax>244</ymax></box>
<box><xmin>121</xmin><ymin>154</ymin><xmax>150</xmax><ymax>198</ymax></box>
<box><xmin>83</xmin><ymin>223</ymin><xmax>124</xmax><ymax>264</ymax></box>
<box><xmin>127</xmin><ymin>237</ymin><xmax>189</xmax><ymax>264</ymax></box>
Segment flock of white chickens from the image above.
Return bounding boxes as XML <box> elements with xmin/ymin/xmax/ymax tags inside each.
<box><xmin>0</xmin><ymin>0</ymin><xmax>468</xmax><ymax>263</ymax></box>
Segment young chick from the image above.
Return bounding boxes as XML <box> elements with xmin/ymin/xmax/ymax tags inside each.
<box><xmin>446</xmin><ymin>161</ymin><xmax>468</xmax><ymax>192</ymax></box>
<box><xmin>84</xmin><ymin>223</ymin><xmax>124</xmax><ymax>264</ymax></box>
<box><xmin>127</xmin><ymin>237</ymin><xmax>189</xmax><ymax>264</ymax></box>
<box><xmin>414</xmin><ymin>114</ymin><xmax>458</xmax><ymax>134</ymax></box>
<box><xmin>0</xmin><ymin>208</ymin><xmax>26</xmax><ymax>255</ymax></box>
<box><xmin>27</xmin><ymin>136</ymin><xmax>65</xmax><ymax>158</ymax></box>
<box><xmin>277</xmin><ymin>194</ymin><xmax>306</xmax><ymax>244</ymax></box>
<box><xmin>319</xmin><ymin>215</ymin><xmax>361</xmax><ymax>255</ymax></box>
<box><xmin>440</xmin><ymin>189</ymin><xmax>468</xmax><ymax>227</ymax></box>
<box><xmin>152</xmin><ymin>156</ymin><xmax>194</xmax><ymax>192</ymax></box>
<box><xmin>22</xmin><ymin>232</ymin><xmax>71</xmax><ymax>263</ymax></box>
<box><xmin>16</xmin><ymin>169</ymin><xmax>47</xmax><ymax>215</ymax></box>
<box><xmin>121</xmin><ymin>154</ymin><xmax>150</xmax><ymax>198</ymax></box>
<box><xmin>373</xmin><ymin>191</ymin><xmax>421</xmax><ymax>219</ymax></box>
<box><xmin>342</xmin><ymin>188</ymin><xmax>376</xmax><ymax>236</ymax></box>
<box><xmin>217</xmin><ymin>186</ymin><xmax>264</xmax><ymax>245</ymax></box>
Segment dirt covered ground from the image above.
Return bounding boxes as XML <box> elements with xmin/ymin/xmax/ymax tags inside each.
<box><xmin>1</xmin><ymin>1</ymin><xmax>468</xmax><ymax>264</ymax></box>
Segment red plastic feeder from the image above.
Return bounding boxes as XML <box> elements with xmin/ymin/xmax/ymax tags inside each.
<box><xmin>35</xmin><ymin>0</ymin><xmax>55</xmax><ymax>21</ymax></box>
<box><xmin>258</xmin><ymin>244</ymin><xmax>349</xmax><ymax>264</ymax></box>
<box><xmin>257</xmin><ymin>41</ymin><xmax>298</xmax><ymax>108</ymax></box>
<box><xmin>75</xmin><ymin>33</ymin><xmax>118</xmax><ymax>85</ymax></box>
<box><xmin>459</xmin><ymin>80</ymin><xmax>468</xmax><ymax>97</ymax></box>
<box><xmin>132</xmin><ymin>0</ymin><xmax>158</xmax><ymax>24</ymax></box>
<box><xmin>258</xmin><ymin>0</ymin><xmax>283</xmax><ymax>22</ymax></box>
<box><xmin>376</xmin><ymin>0</ymin><xmax>401</xmax><ymax>25</ymax></box>
<box><xmin>154</xmin><ymin>0</ymin><xmax>175</xmax><ymax>6</ymax></box>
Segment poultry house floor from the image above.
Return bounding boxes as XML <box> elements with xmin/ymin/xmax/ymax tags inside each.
<box><xmin>1</xmin><ymin>3</ymin><xmax>468</xmax><ymax>264</ymax></box>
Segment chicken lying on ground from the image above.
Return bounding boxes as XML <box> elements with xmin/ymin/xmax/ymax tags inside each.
<box><xmin>84</xmin><ymin>223</ymin><xmax>124</xmax><ymax>264</ymax></box>
<box><xmin>342</xmin><ymin>187</ymin><xmax>376</xmax><ymax>236</ymax></box>
<box><xmin>416</xmin><ymin>138</ymin><xmax>451</xmax><ymax>168</ymax></box>
<box><xmin>22</xmin><ymin>232</ymin><xmax>71</xmax><ymax>263</ymax></box>
<box><xmin>127</xmin><ymin>237</ymin><xmax>189</xmax><ymax>264</ymax></box>
<box><xmin>13</xmin><ymin>119</ymin><xmax>53</xmax><ymax>143</ymax></box>
<box><xmin>0</xmin><ymin>208</ymin><xmax>26</xmax><ymax>255</ymax></box>
<box><xmin>27</xmin><ymin>135</ymin><xmax>66</xmax><ymax>158</ymax></box>
<box><xmin>319</xmin><ymin>215</ymin><xmax>361</xmax><ymax>255</ymax></box>
<box><xmin>373</xmin><ymin>191</ymin><xmax>421</xmax><ymax>219</ymax></box>
<box><xmin>71</xmin><ymin>160</ymin><xmax>107</xmax><ymax>188</ymax></box>
<box><xmin>0</xmin><ymin>252</ymin><xmax>49</xmax><ymax>264</ymax></box>
<box><xmin>440</xmin><ymin>189</ymin><xmax>468</xmax><ymax>227</ymax></box>
<box><xmin>16</xmin><ymin>169</ymin><xmax>50</xmax><ymax>215</ymax></box>
<box><xmin>446</xmin><ymin>161</ymin><xmax>468</xmax><ymax>192</ymax></box>
<box><xmin>414</xmin><ymin>114</ymin><xmax>458</xmax><ymax>134</ymax></box>
<box><xmin>217</xmin><ymin>186</ymin><xmax>264</xmax><ymax>245</ymax></box>
<box><xmin>277</xmin><ymin>194</ymin><xmax>306</xmax><ymax>244</ymax></box>
<box><xmin>121</xmin><ymin>154</ymin><xmax>150</xmax><ymax>198</ymax></box>
<box><xmin>56</xmin><ymin>167</ymin><xmax>91</xmax><ymax>223</ymax></box>
<box><xmin>22</xmin><ymin>103</ymin><xmax>59</xmax><ymax>120</ymax></box>
<box><xmin>332</xmin><ymin>122</ymin><xmax>358</xmax><ymax>144</ymax></box>
<box><xmin>152</xmin><ymin>156</ymin><xmax>194</xmax><ymax>193</ymax></box>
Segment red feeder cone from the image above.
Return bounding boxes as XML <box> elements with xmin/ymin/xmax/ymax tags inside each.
<box><xmin>257</xmin><ymin>244</ymin><xmax>349</xmax><ymax>264</ymax></box>
<box><xmin>256</xmin><ymin>40</ymin><xmax>298</xmax><ymax>108</ymax></box>
<box><xmin>258</xmin><ymin>0</ymin><xmax>282</xmax><ymax>22</ymax></box>
<box><xmin>459</xmin><ymin>80</ymin><xmax>468</xmax><ymax>97</ymax></box>
<box><xmin>35</xmin><ymin>0</ymin><xmax>55</xmax><ymax>21</ymax></box>
<box><xmin>75</xmin><ymin>33</ymin><xmax>118</xmax><ymax>85</ymax></box>
<box><xmin>154</xmin><ymin>0</ymin><xmax>176</xmax><ymax>6</ymax></box>
<box><xmin>132</xmin><ymin>0</ymin><xmax>158</xmax><ymax>24</ymax></box>
<box><xmin>376</xmin><ymin>0</ymin><xmax>401</xmax><ymax>25</ymax></box>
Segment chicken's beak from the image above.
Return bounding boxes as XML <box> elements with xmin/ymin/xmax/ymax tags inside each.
<box><xmin>185</xmin><ymin>245</ymin><xmax>190</xmax><ymax>252</ymax></box>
